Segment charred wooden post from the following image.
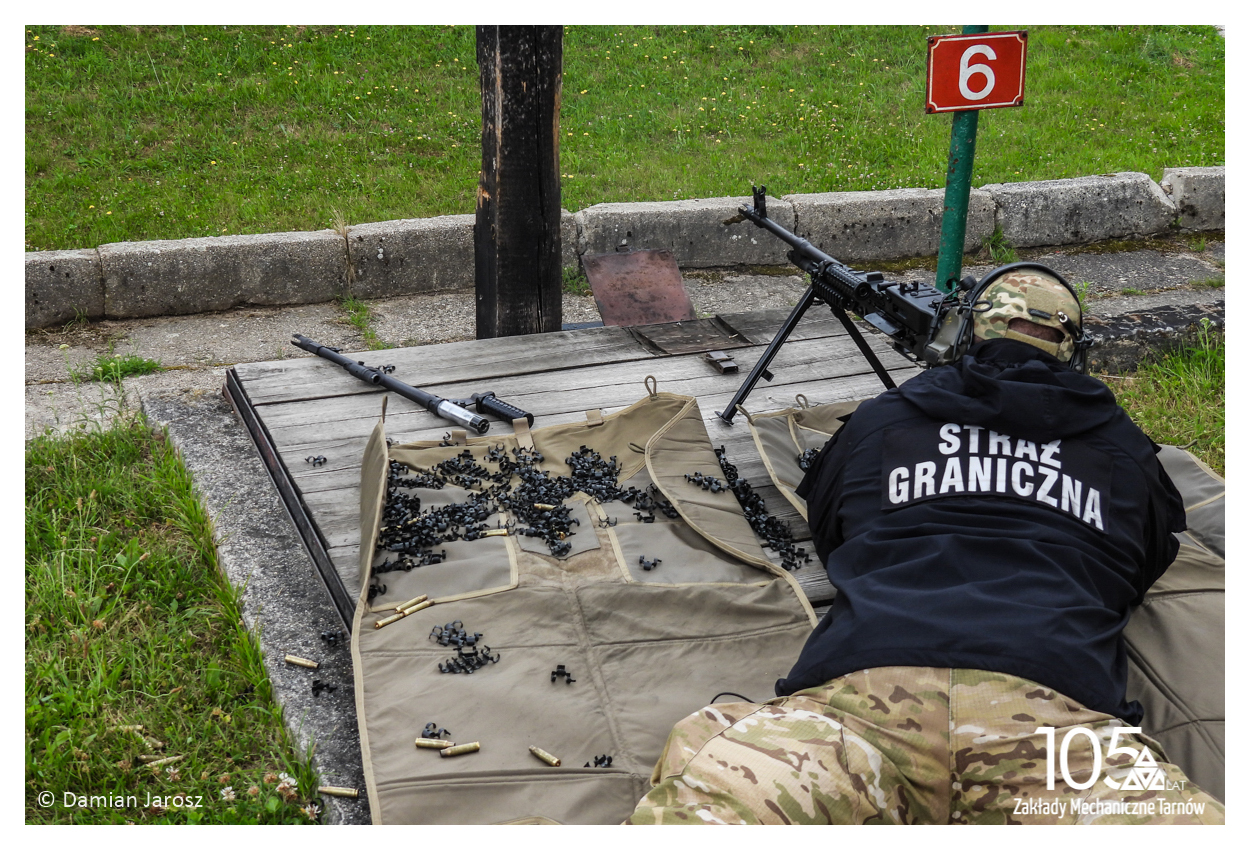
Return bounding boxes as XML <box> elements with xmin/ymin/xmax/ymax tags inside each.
<box><xmin>474</xmin><ymin>25</ymin><xmax>563</xmax><ymax>339</ymax></box>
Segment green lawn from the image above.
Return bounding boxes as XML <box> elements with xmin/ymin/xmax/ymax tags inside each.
<box><xmin>1108</xmin><ymin>322</ymin><xmax>1224</xmax><ymax>477</ymax></box>
<box><xmin>26</xmin><ymin>406</ymin><xmax>321</xmax><ymax>824</ymax></box>
<box><xmin>25</xmin><ymin>24</ymin><xmax>1224</xmax><ymax>251</ymax></box>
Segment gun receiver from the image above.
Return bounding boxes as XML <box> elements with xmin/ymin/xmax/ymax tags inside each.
<box><xmin>717</xmin><ymin>186</ymin><xmax>965</xmax><ymax>424</ymax></box>
<box><xmin>292</xmin><ymin>334</ymin><xmax>491</xmax><ymax>434</ymax></box>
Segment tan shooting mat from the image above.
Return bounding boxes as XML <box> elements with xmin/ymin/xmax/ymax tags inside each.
<box><xmin>351</xmin><ymin>391</ymin><xmax>818</xmax><ymax>823</ymax></box>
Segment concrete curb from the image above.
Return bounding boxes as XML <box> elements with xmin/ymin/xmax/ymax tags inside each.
<box><xmin>981</xmin><ymin>172</ymin><xmax>1177</xmax><ymax>248</ymax></box>
<box><xmin>26</xmin><ymin>167</ymin><xmax>1224</xmax><ymax>329</ymax></box>
<box><xmin>786</xmin><ymin>187</ymin><xmax>996</xmax><ymax>262</ymax></box>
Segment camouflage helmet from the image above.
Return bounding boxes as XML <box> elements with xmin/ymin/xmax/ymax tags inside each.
<box><xmin>970</xmin><ymin>263</ymin><xmax>1084</xmax><ymax>363</ymax></box>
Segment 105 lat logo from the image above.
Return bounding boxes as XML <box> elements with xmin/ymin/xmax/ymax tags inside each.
<box><xmin>1035</xmin><ymin>726</ymin><xmax>1186</xmax><ymax>792</ymax></box>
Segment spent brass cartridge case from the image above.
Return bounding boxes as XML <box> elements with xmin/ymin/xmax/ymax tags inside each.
<box><xmin>402</xmin><ymin>599</ymin><xmax>434</xmax><ymax>616</ymax></box>
<box><xmin>395</xmin><ymin>594</ymin><xmax>429</xmax><ymax>612</ymax></box>
<box><xmin>317</xmin><ymin>786</ymin><xmax>359</xmax><ymax>798</ymax></box>
<box><xmin>529</xmin><ymin>746</ymin><xmax>561</xmax><ymax>767</ymax></box>
<box><xmin>134</xmin><ymin>732</ymin><xmax>164</xmax><ymax>751</ymax></box>
<box><xmin>374</xmin><ymin>611</ymin><xmax>407</xmax><ymax>629</ymax></box>
<box><xmin>483</xmin><ymin>529</ymin><xmax>509</xmax><ymax>537</ymax></box>
<box><xmin>143</xmin><ymin>754</ymin><xmax>185</xmax><ymax>768</ymax></box>
<box><xmin>284</xmin><ymin>654</ymin><xmax>320</xmax><ymax>669</ymax></box>
<box><xmin>414</xmin><ymin>737</ymin><xmax>455</xmax><ymax>749</ymax></box>
<box><xmin>439</xmin><ymin>742</ymin><xmax>481</xmax><ymax>758</ymax></box>
<box><xmin>534</xmin><ymin>503</ymin><xmax>558</xmax><ymax>511</ymax></box>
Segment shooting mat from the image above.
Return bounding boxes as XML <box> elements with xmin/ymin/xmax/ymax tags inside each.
<box><xmin>351</xmin><ymin>389</ymin><xmax>818</xmax><ymax>824</ymax></box>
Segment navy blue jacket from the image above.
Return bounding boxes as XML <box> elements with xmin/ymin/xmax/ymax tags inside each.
<box><xmin>777</xmin><ymin>339</ymin><xmax>1185</xmax><ymax>724</ymax></box>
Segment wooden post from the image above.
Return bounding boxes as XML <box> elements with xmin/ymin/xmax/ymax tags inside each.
<box><xmin>475</xmin><ymin>25</ymin><xmax>563</xmax><ymax>339</ymax></box>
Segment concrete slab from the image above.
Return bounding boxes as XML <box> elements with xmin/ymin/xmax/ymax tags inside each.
<box><xmin>1021</xmin><ymin>244</ymin><xmax>1225</xmax><ymax>300</ymax></box>
<box><xmin>366</xmin><ymin>290</ymin><xmax>604</xmax><ymax>348</ymax></box>
<box><xmin>346</xmin><ymin>215</ymin><xmax>474</xmax><ymax>298</ymax></box>
<box><xmin>25</xmin><ymin>302</ymin><xmax>350</xmax><ymax>386</ymax></box>
<box><xmin>26</xmin><ymin>248</ymin><xmax>105</xmax><ymax>327</ymax></box>
<box><xmin>786</xmin><ymin>188</ymin><xmax>996</xmax><ymax>262</ymax></box>
<box><xmin>983</xmin><ymin>172</ymin><xmax>1176</xmax><ymax>247</ymax></box>
<box><xmin>1161</xmin><ymin>166</ymin><xmax>1226</xmax><ymax>231</ymax></box>
<box><xmin>100</xmin><ymin>230</ymin><xmax>348</xmax><ymax>319</ymax></box>
<box><xmin>28</xmin><ymin>176</ymin><xmax>1224</xmax><ymax>328</ymax></box>
<box><xmin>576</xmin><ymin>195</ymin><xmax>795</xmax><ymax>267</ymax></box>
<box><xmin>346</xmin><ymin>212</ymin><xmax>583</xmax><ymax>299</ymax></box>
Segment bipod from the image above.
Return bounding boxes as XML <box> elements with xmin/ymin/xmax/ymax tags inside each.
<box><xmin>715</xmin><ymin>285</ymin><xmax>895</xmax><ymax>426</ymax></box>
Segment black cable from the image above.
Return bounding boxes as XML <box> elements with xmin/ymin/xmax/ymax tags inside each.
<box><xmin>709</xmin><ymin>692</ymin><xmax>756</xmax><ymax>704</ymax></box>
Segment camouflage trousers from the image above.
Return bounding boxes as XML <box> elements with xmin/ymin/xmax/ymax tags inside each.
<box><xmin>627</xmin><ymin>667</ymin><xmax>1224</xmax><ymax>824</ymax></box>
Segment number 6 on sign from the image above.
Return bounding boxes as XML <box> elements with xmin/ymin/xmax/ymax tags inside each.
<box><xmin>959</xmin><ymin>45</ymin><xmax>996</xmax><ymax>100</ymax></box>
<box><xmin>926</xmin><ymin>31</ymin><xmax>1027</xmax><ymax>113</ymax></box>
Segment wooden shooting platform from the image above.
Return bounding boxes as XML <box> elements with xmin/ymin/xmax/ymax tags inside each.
<box><xmin>224</xmin><ymin>308</ymin><xmax>922</xmax><ymax>629</ymax></box>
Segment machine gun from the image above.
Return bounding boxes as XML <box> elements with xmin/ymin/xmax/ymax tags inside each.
<box><xmin>716</xmin><ymin>186</ymin><xmax>973</xmax><ymax>424</ymax></box>
<box><xmin>292</xmin><ymin>334</ymin><xmax>533</xmax><ymax>434</ymax></box>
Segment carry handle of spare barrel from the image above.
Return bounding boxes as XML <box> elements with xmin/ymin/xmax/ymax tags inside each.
<box><xmin>291</xmin><ymin>334</ymin><xmax>490</xmax><ymax>434</ymax></box>
<box><xmin>449</xmin><ymin>392</ymin><xmax>535</xmax><ymax>427</ymax></box>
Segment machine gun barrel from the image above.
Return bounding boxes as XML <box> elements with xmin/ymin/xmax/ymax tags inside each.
<box><xmin>737</xmin><ymin>197</ymin><xmax>870</xmax><ymax>312</ymax></box>
<box><xmin>292</xmin><ymin>334</ymin><xmax>490</xmax><ymax>434</ymax></box>
<box><xmin>716</xmin><ymin>186</ymin><xmax>961</xmax><ymax>424</ymax></box>
<box><xmin>738</xmin><ymin>188</ymin><xmax>903</xmax><ymax>324</ymax></box>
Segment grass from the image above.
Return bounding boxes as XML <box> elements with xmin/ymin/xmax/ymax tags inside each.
<box><xmin>562</xmin><ymin>265</ymin><xmax>591</xmax><ymax>296</ymax></box>
<box><xmin>25</xmin><ymin>24</ymin><xmax>1224</xmax><ymax>252</ymax></box>
<box><xmin>67</xmin><ymin>348</ymin><xmax>164</xmax><ymax>383</ymax></box>
<box><xmin>338</xmin><ymin>295</ymin><xmax>388</xmax><ymax>350</ymax></box>
<box><xmin>1105</xmin><ymin>320</ymin><xmax>1224</xmax><ymax>476</ymax></box>
<box><xmin>980</xmin><ymin>227</ymin><xmax>1018</xmax><ymax>265</ymax></box>
<box><xmin>1072</xmin><ymin>280</ymin><xmax>1093</xmax><ymax>316</ymax></box>
<box><xmin>25</xmin><ymin>402</ymin><xmax>322</xmax><ymax>824</ymax></box>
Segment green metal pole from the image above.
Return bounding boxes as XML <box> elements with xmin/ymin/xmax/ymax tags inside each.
<box><xmin>935</xmin><ymin>24</ymin><xmax>989</xmax><ymax>294</ymax></box>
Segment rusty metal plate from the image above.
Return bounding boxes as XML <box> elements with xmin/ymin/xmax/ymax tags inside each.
<box><xmin>583</xmin><ymin>249</ymin><xmax>696</xmax><ymax>327</ymax></box>
<box><xmin>630</xmin><ymin>317</ymin><xmax>753</xmax><ymax>356</ymax></box>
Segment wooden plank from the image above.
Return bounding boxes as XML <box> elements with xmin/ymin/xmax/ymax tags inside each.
<box><xmin>270</xmin><ymin>363</ymin><xmax>913</xmax><ymax>497</ymax></box>
<box><xmin>474</xmin><ymin>25</ymin><xmax>563</xmax><ymax>337</ymax></box>
<box><xmin>255</xmin><ymin>330</ymin><xmax>914</xmax><ymax>441</ymax></box>
<box><xmin>235</xmin><ymin>305</ymin><xmax>860</xmax><ymax>407</ymax></box>
<box><xmin>718</xmin><ymin>307</ymin><xmax>846</xmax><ymax>344</ymax></box>
<box><xmin>235</xmin><ymin>325</ymin><xmax>652</xmax><ymax>406</ymax></box>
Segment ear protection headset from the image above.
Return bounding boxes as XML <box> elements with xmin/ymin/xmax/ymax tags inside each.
<box><xmin>954</xmin><ymin>262</ymin><xmax>1092</xmax><ymax>373</ymax></box>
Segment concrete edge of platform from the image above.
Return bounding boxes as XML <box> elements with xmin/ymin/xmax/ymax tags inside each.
<box><xmin>141</xmin><ymin>390</ymin><xmax>372</xmax><ymax>825</ymax></box>
<box><xmin>25</xmin><ymin>167</ymin><xmax>1224</xmax><ymax>329</ymax></box>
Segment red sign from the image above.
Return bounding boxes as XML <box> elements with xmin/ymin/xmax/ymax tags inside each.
<box><xmin>926</xmin><ymin>31</ymin><xmax>1027</xmax><ymax>113</ymax></box>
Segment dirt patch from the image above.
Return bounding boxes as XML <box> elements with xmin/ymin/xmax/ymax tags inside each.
<box><xmin>60</xmin><ymin>26</ymin><xmax>100</xmax><ymax>38</ymax></box>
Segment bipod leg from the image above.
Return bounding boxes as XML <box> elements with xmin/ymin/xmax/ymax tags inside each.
<box><xmin>716</xmin><ymin>286</ymin><xmax>818</xmax><ymax>425</ymax></box>
<box><xmin>829</xmin><ymin>305</ymin><xmax>896</xmax><ymax>391</ymax></box>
